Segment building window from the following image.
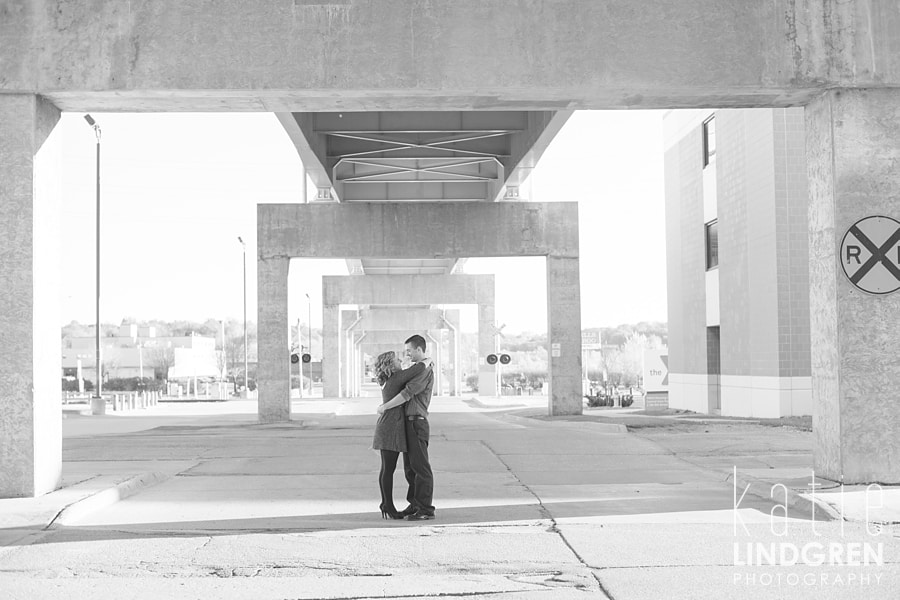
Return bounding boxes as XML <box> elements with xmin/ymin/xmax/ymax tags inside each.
<box><xmin>702</xmin><ymin>116</ymin><xmax>716</xmax><ymax>167</ymax></box>
<box><xmin>705</xmin><ymin>220</ymin><xmax>719</xmax><ymax>270</ymax></box>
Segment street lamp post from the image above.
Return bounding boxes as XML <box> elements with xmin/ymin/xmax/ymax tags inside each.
<box><xmin>238</xmin><ymin>237</ymin><xmax>248</xmax><ymax>398</ymax></box>
<box><xmin>84</xmin><ymin>114</ymin><xmax>103</xmax><ymax>411</ymax></box>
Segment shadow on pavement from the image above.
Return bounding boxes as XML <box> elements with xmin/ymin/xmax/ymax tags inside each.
<box><xmin>13</xmin><ymin>498</ymin><xmax>777</xmax><ymax>545</ymax></box>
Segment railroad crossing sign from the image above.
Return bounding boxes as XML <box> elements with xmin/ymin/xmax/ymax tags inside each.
<box><xmin>840</xmin><ymin>215</ymin><xmax>900</xmax><ymax>295</ymax></box>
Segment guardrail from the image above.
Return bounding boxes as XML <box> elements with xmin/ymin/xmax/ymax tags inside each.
<box><xmin>62</xmin><ymin>391</ymin><xmax>161</xmax><ymax>414</ymax></box>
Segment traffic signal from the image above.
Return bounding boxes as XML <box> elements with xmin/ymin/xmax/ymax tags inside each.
<box><xmin>302</xmin><ymin>353</ymin><xmax>311</xmax><ymax>363</ymax></box>
<box><xmin>499</xmin><ymin>353</ymin><xmax>511</xmax><ymax>365</ymax></box>
<box><xmin>486</xmin><ymin>354</ymin><xmax>498</xmax><ymax>365</ymax></box>
<box><xmin>290</xmin><ymin>353</ymin><xmax>299</xmax><ymax>364</ymax></box>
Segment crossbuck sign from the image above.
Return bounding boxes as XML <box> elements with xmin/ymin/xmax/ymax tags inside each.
<box><xmin>840</xmin><ymin>215</ymin><xmax>900</xmax><ymax>296</ymax></box>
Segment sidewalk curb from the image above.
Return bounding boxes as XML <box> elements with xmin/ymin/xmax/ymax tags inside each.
<box><xmin>48</xmin><ymin>471</ymin><xmax>170</xmax><ymax>528</ymax></box>
<box><xmin>502</xmin><ymin>409</ymin><xmax>628</xmax><ymax>433</ymax></box>
<box><xmin>725</xmin><ymin>470</ymin><xmax>839</xmax><ymax>522</ymax></box>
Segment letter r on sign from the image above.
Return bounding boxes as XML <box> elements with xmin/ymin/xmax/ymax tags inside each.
<box><xmin>846</xmin><ymin>245</ymin><xmax>861</xmax><ymax>264</ymax></box>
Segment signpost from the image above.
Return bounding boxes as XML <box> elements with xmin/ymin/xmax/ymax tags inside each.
<box><xmin>581</xmin><ymin>331</ymin><xmax>602</xmax><ymax>350</ymax></box>
<box><xmin>840</xmin><ymin>215</ymin><xmax>900</xmax><ymax>295</ymax></box>
<box><xmin>643</xmin><ymin>349</ymin><xmax>669</xmax><ymax>392</ymax></box>
<box><xmin>581</xmin><ymin>331</ymin><xmax>601</xmax><ymax>394</ymax></box>
<box><xmin>643</xmin><ymin>348</ymin><xmax>669</xmax><ymax>410</ymax></box>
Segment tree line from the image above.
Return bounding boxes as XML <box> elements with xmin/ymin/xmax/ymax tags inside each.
<box><xmin>62</xmin><ymin>319</ymin><xmax>666</xmax><ymax>388</ymax></box>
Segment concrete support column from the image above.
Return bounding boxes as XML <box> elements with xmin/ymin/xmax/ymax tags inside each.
<box><xmin>806</xmin><ymin>89</ymin><xmax>900</xmax><ymax>483</ymax></box>
<box><xmin>478</xmin><ymin>303</ymin><xmax>498</xmax><ymax>396</ymax></box>
<box><xmin>352</xmin><ymin>335</ymin><xmax>363</xmax><ymax>396</ymax></box>
<box><xmin>428</xmin><ymin>332</ymin><xmax>442</xmax><ymax>396</ymax></box>
<box><xmin>547</xmin><ymin>255</ymin><xmax>583</xmax><ymax>415</ymax></box>
<box><xmin>0</xmin><ymin>95</ymin><xmax>62</xmax><ymax>498</ymax></box>
<box><xmin>340</xmin><ymin>310</ymin><xmax>361</xmax><ymax>398</ymax></box>
<box><xmin>448</xmin><ymin>315</ymin><xmax>460</xmax><ymax>396</ymax></box>
<box><xmin>344</xmin><ymin>330</ymin><xmax>351</xmax><ymax>397</ymax></box>
<box><xmin>257</xmin><ymin>256</ymin><xmax>291</xmax><ymax>422</ymax></box>
<box><xmin>357</xmin><ymin>343</ymin><xmax>363</xmax><ymax>395</ymax></box>
<box><xmin>322</xmin><ymin>305</ymin><xmax>340</xmax><ymax>397</ymax></box>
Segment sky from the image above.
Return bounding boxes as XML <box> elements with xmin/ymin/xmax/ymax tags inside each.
<box><xmin>58</xmin><ymin>110</ymin><xmax>668</xmax><ymax>333</ymax></box>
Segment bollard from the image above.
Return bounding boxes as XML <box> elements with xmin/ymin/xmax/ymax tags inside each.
<box><xmin>112</xmin><ymin>393</ymin><xmax>118</xmax><ymax>411</ymax></box>
<box><xmin>91</xmin><ymin>395</ymin><xmax>106</xmax><ymax>416</ymax></box>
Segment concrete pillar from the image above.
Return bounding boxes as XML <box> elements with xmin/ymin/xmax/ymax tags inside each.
<box><xmin>478</xmin><ymin>303</ymin><xmax>498</xmax><ymax>396</ymax></box>
<box><xmin>354</xmin><ymin>335</ymin><xmax>361</xmax><ymax>396</ymax></box>
<box><xmin>806</xmin><ymin>89</ymin><xmax>900</xmax><ymax>483</ymax></box>
<box><xmin>428</xmin><ymin>332</ymin><xmax>442</xmax><ymax>396</ymax></box>
<box><xmin>436</xmin><ymin>331</ymin><xmax>443</xmax><ymax>396</ymax></box>
<box><xmin>547</xmin><ymin>256</ymin><xmax>583</xmax><ymax>415</ymax></box>
<box><xmin>0</xmin><ymin>95</ymin><xmax>62</xmax><ymax>498</ymax></box>
<box><xmin>448</xmin><ymin>321</ymin><xmax>460</xmax><ymax>396</ymax></box>
<box><xmin>356</xmin><ymin>341</ymin><xmax>365</xmax><ymax>395</ymax></box>
<box><xmin>346</xmin><ymin>329</ymin><xmax>355</xmax><ymax>398</ymax></box>
<box><xmin>257</xmin><ymin>256</ymin><xmax>291</xmax><ymax>422</ymax></box>
<box><xmin>344</xmin><ymin>330</ymin><xmax>354</xmax><ymax>397</ymax></box>
<box><xmin>322</xmin><ymin>304</ymin><xmax>340</xmax><ymax>397</ymax></box>
<box><xmin>344</xmin><ymin>312</ymin><xmax>364</xmax><ymax>397</ymax></box>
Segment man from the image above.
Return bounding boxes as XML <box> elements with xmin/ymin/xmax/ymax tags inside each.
<box><xmin>398</xmin><ymin>334</ymin><xmax>436</xmax><ymax>520</ymax></box>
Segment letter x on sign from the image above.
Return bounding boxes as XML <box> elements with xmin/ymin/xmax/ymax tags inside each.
<box><xmin>840</xmin><ymin>215</ymin><xmax>900</xmax><ymax>295</ymax></box>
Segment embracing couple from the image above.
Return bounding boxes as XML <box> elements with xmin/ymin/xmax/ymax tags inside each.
<box><xmin>371</xmin><ymin>334</ymin><xmax>436</xmax><ymax>521</ymax></box>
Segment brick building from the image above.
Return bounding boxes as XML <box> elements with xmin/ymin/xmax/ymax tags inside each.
<box><xmin>664</xmin><ymin>109</ymin><xmax>811</xmax><ymax>418</ymax></box>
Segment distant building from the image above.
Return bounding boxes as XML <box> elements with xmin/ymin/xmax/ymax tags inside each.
<box><xmin>62</xmin><ymin>324</ymin><xmax>222</xmax><ymax>385</ymax></box>
<box><xmin>664</xmin><ymin>109</ymin><xmax>811</xmax><ymax>418</ymax></box>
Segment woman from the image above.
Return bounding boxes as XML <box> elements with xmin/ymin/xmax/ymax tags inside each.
<box><xmin>372</xmin><ymin>350</ymin><xmax>431</xmax><ymax>519</ymax></box>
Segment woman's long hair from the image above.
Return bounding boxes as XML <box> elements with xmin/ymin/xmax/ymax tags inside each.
<box><xmin>374</xmin><ymin>351</ymin><xmax>398</xmax><ymax>386</ymax></box>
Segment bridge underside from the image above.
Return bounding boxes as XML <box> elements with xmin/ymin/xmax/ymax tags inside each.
<box><xmin>3</xmin><ymin>1</ymin><xmax>900</xmax><ymax>497</ymax></box>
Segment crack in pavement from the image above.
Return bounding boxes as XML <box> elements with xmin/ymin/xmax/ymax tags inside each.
<box><xmin>478</xmin><ymin>440</ymin><xmax>615</xmax><ymax>600</ymax></box>
<box><xmin>278</xmin><ymin>590</ymin><xmax>528</xmax><ymax>599</ymax></box>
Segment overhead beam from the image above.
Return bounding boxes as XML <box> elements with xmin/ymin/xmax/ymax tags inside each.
<box><xmin>259</xmin><ymin>202</ymin><xmax>579</xmax><ymax>259</ymax></box>
<box><xmin>323</xmin><ymin>275</ymin><xmax>494</xmax><ymax>306</ymax></box>
<box><xmin>274</xmin><ymin>113</ymin><xmax>336</xmax><ymax>198</ymax></box>
<box><xmin>499</xmin><ymin>111</ymin><xmax>574</xmax><ymax>200</ymax></box>
<box><xmin>355</xmin><ymin>308</ymin><xmax>459</xmax><ymax>332</ymax></box>
<box><xmin>13</xmin><ymin>1</ymin><xmax>895</xmax><ymax>111</ymax></box>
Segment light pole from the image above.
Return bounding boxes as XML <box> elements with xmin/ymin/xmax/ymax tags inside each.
<box><xmin>306</xmin><ymin>293</ymin><xmax>311</xmax><ymax>396</ymax></box>
<box><xmin>238</xmin><ymin>236</ymin><xmax>248</xmax><ymax>397</ymax></box>
<box><xmin>84</xmin><ymin>114</ymin><xmax>103</xmax><ymax>404</ymax></box>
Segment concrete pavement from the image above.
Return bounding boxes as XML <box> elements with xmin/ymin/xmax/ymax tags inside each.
<box><xmin>1</xmin><ymin>396</ymin><xmax>898</xmax><ymax>599</ymax></box>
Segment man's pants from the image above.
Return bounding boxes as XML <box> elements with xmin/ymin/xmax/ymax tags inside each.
<box><xmin>403</xmin><ymin>418</ymin><xmax>434</xmax><ymax>514</ymax></box>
